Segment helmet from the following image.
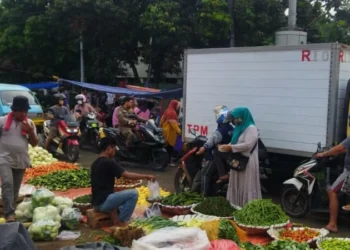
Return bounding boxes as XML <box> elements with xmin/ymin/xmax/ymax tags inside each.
<box><xmin>54</xmin><ymin>93</ymin><xmax>66</xmax><ymax>100</ymax></box>
<box><xmin>75</xmin><ymin>94</ymin><xmax>86</xmax><ymax>103</ymax></box>
<box><xmin>118</xmin><ymin>96</ymin><xmax>133</xmax><ymax>105</ymax></box>
<box><xmin>214</xmin><ymin>105</ymin><xmax>229</xmax><ymax>124</ymax></box>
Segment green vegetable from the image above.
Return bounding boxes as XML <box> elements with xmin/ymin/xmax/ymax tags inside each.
<box><xmin>130</xmin><ymin>216</ymin><xmax>178</xmax><ymax>233</ymax></box>
<box><xmin>28</xmin><ymin>218</ymin><xmax>60</xmax><ymax>241</ymax></box>
<box><xmin>194</xmin><ymin>197</ymin><xmax>236</xmax><ymax>217</ymax></box>
<box><xmin>234</xmin><ymin>199</ymin><xmax>289</xmax><ymax>226</ymax></box>
<box><xmin>240</xmin><ymin>240</ymin><xmax>311</xmax><ymax>250</ymax></box>
<box><xmin>161</xmin><ymin>191</ymin><xmax>203</xmax><ymax>206</ymax></box>
<box><xmin>319</xmin><ymin>238</ymin><xmax>350</xmax><ymax>250</ymax></box>
<box><xmin>218</xmin><ymin>219</ymin><xmax>240</xmax><ymax>243</ymax></box>
<box><xmin>73</xmin><ymin>194</ymin><xmax>92</xmax><ymax>204</ymax></box>
<box><xmin>28</xmin><ymin>169</ymin><xmax>90</xmax><ymax>191</ymax></box>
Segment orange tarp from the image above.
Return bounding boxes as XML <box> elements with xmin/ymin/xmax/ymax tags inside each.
<box><xmin>126</xmin><ymin>85</ymin><xmax>160</xmax><ymax>93</ymax></box>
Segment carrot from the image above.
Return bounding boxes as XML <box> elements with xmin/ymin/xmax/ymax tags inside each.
<box><xmin>24</xmin><ymin>161</ymin><xmax>79</xmax><ymax>180</ymax></box>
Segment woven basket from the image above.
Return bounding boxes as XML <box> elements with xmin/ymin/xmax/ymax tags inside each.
<box><xmin>317</xmin><ymin>237</ymin><xmax>350</xmax><ymax>250</ymax></box>
<box><xmin>114</xmin><ymin>180</ymin><xmax>142</xmax><ymax>192</ymax></box>
<box><xmin>72</xmin><ymin>195</ymin><xmax>92</xmax><ymax>215</ymax></box>
<box><xmin>267</xmin><ymin>227</ymin><xmax>329</xmax><ymax>246</ymax></box>
<box><xmin>235</xmin><ymin>220</ymin><xmax>290</xmax><ymax>236</ymax></box>
<box><xmin>158</xmin><ymin>203</ymin><xmax>194</xmax><ymax>216</ymax></box>
<box><xmin>190</xmin><ymin>203</ymin><xmax>241</xmax><ymax>220</ymax></box>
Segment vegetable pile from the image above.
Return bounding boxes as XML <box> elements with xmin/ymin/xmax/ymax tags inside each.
<box><xmin>279</xmin><ymin>228</ymin><xmax>320</xmax><ymax>243</ymax></box>
<box><xmin>200</xmin><ymin>219</ymin><xmax>241</xmax><ymax>243</ymax></box>
<box><xmin>32</xmin><ymin>188</ymin><xmax>55</xmax><ymax>208</ymax></box>
<box><xmin>28</xmin><ymin>218</ymin><xmax>61</xmax><ymax>241</ymax></box>
<box><xmin>28</xmin><ymin>145</ymin><xmax>58</xmax><ymax>167</ymax></box>
<box><xmin>177</xmin><ymin>218</ymin><xmax>206</xmax><ymax>228</ymax></box>
<box><xmin>319</xmin><ymin>238</ymin><xmax>350</xmax><ymax>250</ymax></box>
<box><xmin>15</xmin><ymin>198</ymin><xmax>34</xmax><ymax>222</ymax></box>
<box><xmin>130</xmin><ymin>216</ymin><xmax>179</xmax><ymax>234</ymax></box>
<box><xmin>25</xmin><ymin>162</ymin><xmax>79</xmax><ymax>179</ymax></box>
<box><xmin>73</xmin><ymin>194</ymin><xmax>92</xmax><ymax>204</ymax></box>
<box><xmin>61</xmin><ymin>208</ymin><xmax>81</xmax><ymax>230</ymax></box>
<box><xmin>111</xmin><ymin>226</ymin><xmax>145</xmax><ymax>247</ymax></box>
<box><xmin>194</xmin><ymin>197</ymin><xmax>236</xmax><ymax>217</ymax></box>
<box><xmin>234</xmin><ymin>199</ymin><xmax>289</xmax><ymax>226</ymax></box>
<box><xmin>135</xmin><ymin>186</ymin><xmax>170</xmax><ymax>206</ymax></box>
<box><xmin>28</xmin><ymin>169</ymin><xmax>90</xmax><ymax>191</ymax></box>
<box><xmin>115</xmin><ymin>177</ymin><xmax>141</xmax><ymax>186</ymax></box>
<box><xmin>161</xmin><ymin>191</ymin><xmax>203</xmax><ymax>206</ymax></box>
<box><xmin>241</xmin><ymin>240</ymin><xmax>312</xmax><ymax>250</ymax></box>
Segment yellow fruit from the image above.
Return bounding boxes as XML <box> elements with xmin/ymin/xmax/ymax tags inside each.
<box><xmin>0</xmin><ymin>218</ymin><xmax>5</xmax><ymax>224</ymax></box>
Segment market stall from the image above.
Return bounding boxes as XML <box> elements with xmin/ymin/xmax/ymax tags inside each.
<box><xmin>2</xmin><ymin>147</ymin><xmax>350</xmax><ymax>250</ymax></box>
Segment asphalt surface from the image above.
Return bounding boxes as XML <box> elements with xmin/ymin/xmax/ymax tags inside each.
<box><xmin>78</xmin><ymin>149</ymin><xmax>350</xmax><ymax>237</ymax></box>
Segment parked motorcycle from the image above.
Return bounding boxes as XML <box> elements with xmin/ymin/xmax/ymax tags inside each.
<box><xmin>281</xmin><ymin>142</ymin><xmax>349</xmax><ymax>218</ymax></box>
<box><xmin>39</xmin><ymin>113</ymin><xmax>80</xmax><ymax>162</ymax></box>
<box><xmin>80</xmin><ymin>112</ymin><xmax>100</xmax><ymax>150</ymax></box>
<box><xmin>174</xmin><ymin>129</ymin><xmax>272</xmax><ymax>195</ymax></box>
<box><xmin>99</xmin><ymin>119</ymin><xmax>169</xmax><ymax>171</ymax></box>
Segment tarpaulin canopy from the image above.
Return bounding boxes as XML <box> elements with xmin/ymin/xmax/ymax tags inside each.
<box><xmin>126</xmin><ymin>85</ymin><xmax>160</xmax><ymax>93</ymax></box>
<box><xmin>20</xmin><ymin>82</ymin><xmax>59</xmax><ymax>90</ymax></box>
<box><xmin>62</xmin><ymin>79</ymin><xmax>183</xmax><ymax>98</ymax></box>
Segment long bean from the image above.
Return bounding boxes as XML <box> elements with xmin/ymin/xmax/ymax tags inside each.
<box><xmin>234</xmin><ymin>199</ymin><xmax>289</xmax><ymax>226</ymax></box>
<box><xmin>194</xmin><ymin>197</ymin><xmax>236</xmax><ymax>217</ymax></box>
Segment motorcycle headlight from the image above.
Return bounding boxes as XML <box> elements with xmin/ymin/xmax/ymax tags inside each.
<box><xmin>66</xmin><ymin>128</ymin><xmax>72</xmax><ymax>133</ymax></box>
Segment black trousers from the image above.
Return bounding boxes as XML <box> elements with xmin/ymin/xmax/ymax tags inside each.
<box><xmin>213</xmin><ymin>149</ymin><xmax>231</xmax><ymax>177</ymax></box>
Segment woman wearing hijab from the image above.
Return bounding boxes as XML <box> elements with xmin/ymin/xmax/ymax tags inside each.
<box><xmin>160</xmin><ymin>100</ymin><xmax>181</xmax><ymax>163</ymax></box>
<box><xmin>215</xmin><ymin>107</ymin><xmax>261</xmax><ymax>207</ymax></box>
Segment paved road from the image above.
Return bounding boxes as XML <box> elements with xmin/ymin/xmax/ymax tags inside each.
<box><xmin>78</xmin><ymin>149</ymin><xmax>350</xmax><ymax>237</ymax></box>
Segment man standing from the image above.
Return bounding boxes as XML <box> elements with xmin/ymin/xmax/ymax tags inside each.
<box><xmin>91</xmin><ymin>137</ymin><xmax>155</xmax><ymax>227</ymax></box>
<box><xmin>117</xmin><ymin>96</ymin><xmax>146</xmax><ymax>148</ymax></box>
<box><xmin>0</xmin><ymin>96</ymin><xmax>38</xmax><ymax>222</ymax></box>
<box><xmin>315</xmin><ymin>139</ymin><xmax>350</xmax><ymax>232</ymax></box>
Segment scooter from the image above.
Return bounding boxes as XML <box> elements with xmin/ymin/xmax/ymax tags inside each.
<box><xmin>174</xmin><ymin>129</ymin><xmax>272</xmax><ymax>195</ymax></box>
<box><xmin>80</xmin><ymin>112</ymin><xmax>100</xmax><ymax>150</ymax></box>
<box><xmin>39</xmin><ymin>114</ymin><xmax>80</xmax><ymax>162</ymax></box>
<box><xmin>281</xmin><ymin>142</ymin><xmax>349</xmax><ymax>218</ymax></box>
<box><xmin>99</xmin><ymin>119</ymin><xmax>169</xmax><ymax>171</ymax></box>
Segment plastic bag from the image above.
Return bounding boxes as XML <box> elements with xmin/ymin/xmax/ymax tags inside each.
<box><xmin>55</xmin><ymin>231</ymin><xmax>81</xmax><ymax>241</ymax></box>
<box><xmin>210</xmin><ymin>240</ymin><xmax>240</xmax><ymax>250</ymax></box>
<box><xmin>15</xmin><ymin>198</ymin><xmax>34</xmax><ymax>222</ymax></box>
<box><xmin>147</xmin><ymin>181</ymin><xmax>160</xmax><ymax>200</ymax></box>
<box><xmin>28</xmin><ymin>218</ymin><xmax>61</xmax><ymax>241</ymax></box>
<box><xmin>19</xmin><ymin>184</ymin><xmax>36</xmax><ymax>197</ymax></box>
<box><xmin>32</xmin><ymin>188</ymin><xmax>55</xmax><ymax>208</ymax></box>
<box><xmin>51</xmin><ymin>196</ymin><xmax>73</xmax><ymax>213</ymax></box>
<box><xmin>61</xmin><ymin>208</ymin><xmax>82</xmax><ymax>230</ymax></box>
<box><xmin>145</xmin><ymin>204</ymin><xmax>162</xmax><ymax>218</ymax></box>
<box><xmin>131</xmin><ymin>227</ymin><xmax>211</xmax><ymax>250</ymax></box>
<box><xmin>33</xmin><ymin>205</ymin><xmax>61</xmax><ymax>223</ymax></box>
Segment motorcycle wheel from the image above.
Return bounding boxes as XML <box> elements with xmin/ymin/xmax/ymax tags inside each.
<box><xmin>67</xmin><ymin>145</ymin><xmax>79</xmax><ymax>162</ymax></box>
<box><xmin>281</xmin><ymin>185</ymin><xmax>310</xmax><ymax>218</ymax></box>
<box><xmin>151</xmin><ymin>150</ymin><xmax>168</xmax><ymax>171</ymax></box>
<box><xmin>174</xmin><ymin>168</ymin><xmax>191</xmax><ymax>193</ymax></box>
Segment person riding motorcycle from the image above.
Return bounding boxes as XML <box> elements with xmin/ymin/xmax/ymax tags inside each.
<box><xmin>196</xmin><ymin>105</ymin><xmax>234</xmax><ymax>196</ymax></box>
<box><xmin>116</xmin><ymin>96</ymin><xmax>147</xmax><ymax>148</ymax></box>
<box><xmin>74</xmin><ymin>94</ymin><xmax>98</xmax><ymax>117</ymax></box>
<box><xmin>44</xmin><ymin>93</ymin><xmax>69</xmax><ymax>150</ymax></box>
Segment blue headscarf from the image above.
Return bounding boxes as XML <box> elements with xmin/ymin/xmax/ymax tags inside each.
<box><xmin>230</xmin><ymin>107</ymin><xmax>255</xmax><ymax>144</ymax></box>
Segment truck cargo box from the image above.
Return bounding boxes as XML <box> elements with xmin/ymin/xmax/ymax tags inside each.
<box><xmin>182</xmin><ymin>43</ymin><xmax>350</xmax><ymax>156</ymax></box>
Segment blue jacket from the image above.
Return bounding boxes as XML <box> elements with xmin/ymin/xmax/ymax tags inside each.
<box><xmin>204</xmin><ymin>123</ymin><xmax>233</xmax><ymax>159</ymax></box>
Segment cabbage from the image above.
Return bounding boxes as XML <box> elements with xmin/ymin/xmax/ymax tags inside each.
<box><xmin>51</xmin><ymin>196</ymin><xmax>73</xmax><ymax>213</ymax></box>
<box><xmin>28</xmin><ymin>218</ymin><xmax>61</xmax><ymax>241</ymax></box>
<box><xmin>32</xmin><ymin>188</ymin><xmax>54</xmax><ymax>208</ymax></box>
<box><xmin>28</xmin><ymin>146</ymin><xmax>58</xmax><ymax>168</ymax></box>
<box><xmin>61</xmin><ymin>208</ymin><xmax>82</xmax><ymax>230</ymax></box>
<box><xmin>33</xmin><ymin>205</ymin><xmax>61</xmax><ymax>223</ymax></box>
<box><xmin>15</xmin><ymin>198</ymin><xmax>33</xmax><ymax>222</ymax></box>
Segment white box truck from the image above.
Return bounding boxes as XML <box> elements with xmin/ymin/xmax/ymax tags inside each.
<box><xmin>182</xmin><ymin>43</ymin><xmax>350</xmax><ymax>158</ymax></box>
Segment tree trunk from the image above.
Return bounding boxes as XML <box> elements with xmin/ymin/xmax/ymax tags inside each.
<box><xmin>129</xmin><ymin>62</ymin><xmax>140</xmax><ymax>83</ymax></box>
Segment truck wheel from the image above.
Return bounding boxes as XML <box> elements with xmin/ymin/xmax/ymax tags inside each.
<box><xmin>67</xmin><ymin>145</ymin><xmax>79</xmax><ymax>162</ymax></box>
<box><xmin>174</xmin><ymin>168</ymin><xmax>191</xmax><ymax>193</ymax></box>
<box><xmin>281</xmin><ymin>185</ymin><xmax>309</xmax><ymax>218</ymax></box>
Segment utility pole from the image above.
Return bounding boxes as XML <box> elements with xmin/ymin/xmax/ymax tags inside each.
<box><xmin>80</xmin><ymin>31</ymin><xmax>85</xmax><ymax>82</ymax></box>
<box><xmin>146</xmin><ymin>37</ymin><xmax>153</xmax><ymax>87</ymax></box>
<box><xmin>228</xmin><ymin>0</ymin><xmax>235</xmax><ymax>47</ymax></box>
